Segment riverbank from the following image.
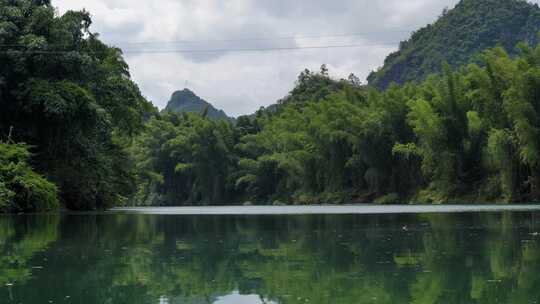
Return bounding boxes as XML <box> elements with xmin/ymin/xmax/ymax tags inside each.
<box><xmin>109</xmin><ymin>204</ymin><xmax>540</xmax><ymax>215</ymax></box>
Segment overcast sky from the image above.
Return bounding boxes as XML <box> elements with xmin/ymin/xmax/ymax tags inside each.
<box><xmin>52</xmin><ymin>0</ymin><xmax>535</xmax><ymax>117</ymax></box>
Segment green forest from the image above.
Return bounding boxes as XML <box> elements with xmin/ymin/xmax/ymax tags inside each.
<box><xmin>2</xmin><ymin>0</ymin><xmax>540</xmax><ymax>211</ymax></box>
<box><xmin>367</xmin><ymin>0</ymin><xmax>540</xmax><ymax>88</ymax></box>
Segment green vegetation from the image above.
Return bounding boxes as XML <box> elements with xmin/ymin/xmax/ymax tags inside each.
<box><xmin>131</xmin><ymin>112</ymin><xmax>237</xmax><ymax>205</ymax></box>
<box><xmin>134</xmin><ymin>41</ymin><xmax>540</xmax><ymax>205</ymax></box>
<box><xmin>164</xmin><ymin>89</ymin><xmax>230</xmax><ymax>120</ymax></box>
<box><xmin>0</xmin><ymin>142</ymin><xmax>58</xmax><ymax>212</ymax></box>
<box><xmin>368</xmin><ymin>0</ymin><xmax>540</xmax><ymax>89</ymax></box>
<box><xmin>2</xmin><ymin>0</ymin><xmax>540</xmax><ymax>210</ymax></box>
<box><xmin>0</xmin><ymin>0</ymin><xmax>154</xmax><ymax>211</ymax></box>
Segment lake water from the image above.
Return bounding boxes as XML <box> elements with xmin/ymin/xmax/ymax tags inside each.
<box><xmin>2</xmin><ymin>206</ymin><xmax>540</xmax><ymax>303</ymax></box>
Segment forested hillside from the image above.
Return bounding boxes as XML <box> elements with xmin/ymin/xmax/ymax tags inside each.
<box><xmin>133</xmin><ymin>42</ymin><xmax>540</xmax><ymax>205</ymax></box>
<box><xmin>164</xmin><ymin>89</ymin><xmax>230</xmax><ymax>120</ymax></box>
<box><xmin>3</xmin><ymin>0</ymin><xmax>540</xmax><ymax>211</ymax></box>
<box><xmin>0</xmin><ymin>0</ymin><xmax>155</xmax><ymax>212</ymax></box>
<box><xmin>368</xmin><ymin>0</ymin><xmax>540</xmax><ymax>89</ymax></box>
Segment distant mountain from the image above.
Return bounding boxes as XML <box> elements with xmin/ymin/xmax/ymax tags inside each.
<box><xmin>368</xmin><ymin>0</ymin><xmax>540</xmax><ymax>89</ymax></box>
<box><xmin>164</xmin><ymin>89</ymin><xmax>230</xmax><ymax>120</ymax></box>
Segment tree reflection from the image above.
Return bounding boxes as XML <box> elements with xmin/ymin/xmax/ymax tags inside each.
<box><xmin>0</xmin><ymin>215</ymin><xmax>59</xmax><ymax>302</ymax></box>
<box><xmin>1</xmin><ymin>213</ymin><xmax>540</xmax><ymax>303</ymax></box>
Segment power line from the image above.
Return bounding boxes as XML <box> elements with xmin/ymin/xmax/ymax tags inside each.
<box><xmin>0</xmin><ymin>42</ymin><xmax>400</xmax><ymax>55</ymax></box>
<box><xmin>0</xmin><ymin>29</ymin><xmax>412</xmax><ymax>48</ymax></box>
<box><xmin>123</xmin><ymin>42</ymin><xmax>400</xmax><ymax>54</ymax></box>
<box><xmin>107</xmin><ymin>29</ymin><xmax>413</xmax><ymax>45</ymax></box>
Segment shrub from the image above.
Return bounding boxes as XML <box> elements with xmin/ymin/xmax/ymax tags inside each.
<box><xmin>0</xmin><ymin>182</ymin><xmax>14</xmax><ymax>210</ymax></box>
<box><xmin>0</xmin><ymin>142</ymin><xmax>59</xmax><ymax>212</ymax></box>
<box><xmin>375</xmin><ymin>193</ymin><xmax>401</xmax><ymax>205</ymax></box>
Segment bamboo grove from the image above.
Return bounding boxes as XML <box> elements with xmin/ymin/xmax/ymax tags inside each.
<box><xmin>133</xmin><ymin>43</ymin><xmax>540</xmax><ymax>206</ymax></box>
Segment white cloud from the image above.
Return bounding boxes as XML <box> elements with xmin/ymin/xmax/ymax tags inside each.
<box><xmin>51</xmin><ymin>0</ymin><xmax>540</xmax><ymax>117</ymax></box>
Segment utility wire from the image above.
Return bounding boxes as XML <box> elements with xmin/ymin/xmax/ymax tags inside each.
<box><xmin>0</xmin><ymin>41</ymin><xmax>400</xmax><ymax>55</ymax></box>
<box><xmin>107</xmin><ymin>29</ymin><xmax>413</xmax><ymax>45</ymax></box>
<box><xmin>0</xmin><ymin>29</ymin><xmax>412</xmax><ymax>48</ymax></box>
<box><xmin>122</xmin><ymin>42</ymin><xmax>400</xmax><ymax>54</ymax></box>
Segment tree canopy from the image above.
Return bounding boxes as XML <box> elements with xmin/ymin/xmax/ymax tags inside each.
<box><xmin>367</xmin><ymin>0</ymin><xmax>540</xmax><ymax>89</ymax></box>
<box><xmin>0</xmin><ymin>0</ymin><xmax>154</xmax><ymax>210</ymax></box>
<box><xmin>130</xmin><ymin>43</ymin><xmax>540</xmax><ymax>206</ymax></box>
<box><xmin>2</xmin><ymin>0</ymin><xmax>540</xmax><ymax>210</ymax></box>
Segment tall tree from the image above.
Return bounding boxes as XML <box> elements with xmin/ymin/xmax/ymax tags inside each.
<box><xmin>0</xmin><ymin>0</ymin><xmax>152</xmax><ymax>210</ymax></box>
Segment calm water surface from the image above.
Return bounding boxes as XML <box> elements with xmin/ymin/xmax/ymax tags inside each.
<box><xmin>2</xmin><ymin>206</ymin><xmax>540</xmax><ymax>303</ymax></box>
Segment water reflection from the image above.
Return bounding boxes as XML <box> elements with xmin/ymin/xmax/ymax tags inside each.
<box><xmin>1</xmin><ymin>212</ymin><xmax>540</xmax><ymax>303</ymax></box>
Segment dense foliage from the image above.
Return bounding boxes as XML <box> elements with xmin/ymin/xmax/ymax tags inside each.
<box><xmin>3</xmin><ymin>0</ymin><xmax>540</xmax><ymax>209</ymax></box>
<box><xmin>0</xmin><ymin>142</ymin><xmax>58</xmax><ymax>212</ymax></box>
<box><xmin>0</xmin><ymin>0</ymin><xmax>154</xmax><ymax>210</ymax></box>
<box><xmin>367</xmin><ymin>0</ymin><xmax>540</xmax><ymax>89</ymax></box>
<box><xmin>134</xmin><ymin>41</ymin><xmax>540</xmax><ymax>205</ymax></box>
<box><xmin>131</xmin><ymin>112</ymin><xmax>237</xmax><ymax>205</ymax></box>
